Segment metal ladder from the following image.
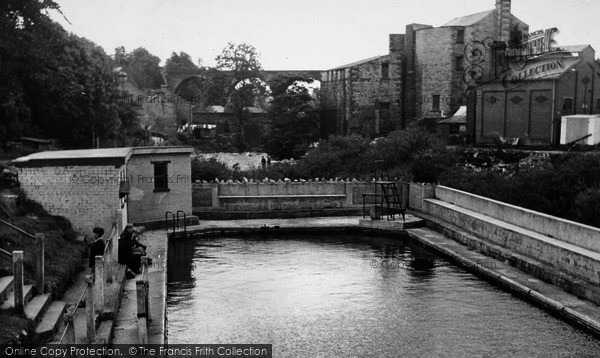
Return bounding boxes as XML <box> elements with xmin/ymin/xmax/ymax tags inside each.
<box><xmin>378</xmin><ymin>181</ymin><xmax>406</xmax><ymax>221</ymax></box>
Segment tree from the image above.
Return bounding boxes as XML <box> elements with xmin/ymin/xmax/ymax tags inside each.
<box><xmin>216</xmin><ymin>42</ymin><xmax>266</xmax><ymax>149</ymax></box>
<box><xmin>0</xmin><ymin>1</ymin><xmax>128</xmax><ymax>149</ymax></box>
<box><xmin>114</xmin><ymin>47</ymin><xmax>163</xmax><ymax>90</ymax></box>
<box><xmin>165</xmin><ymin>51</ymin><xmax>199</xmax><ymax>74</ymax></box>
<box><xmin>0</xmin><ymin>0</ymin><xmax>62</xmax><ymax>146</ymax></box>
<box><xmin>265</xmin><ymin>74</ymin><xmax>320</xmax><ymax>159</ymax></box>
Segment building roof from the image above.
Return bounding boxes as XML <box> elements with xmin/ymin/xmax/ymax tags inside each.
<box><xmin>12</xmin><ymin>146</ymin><xmax>194</xmax><ymax>167</ymax></box>
<box><xmin>14</xmin><ymin>148</ymin><xmax>132</xmax><ymax>162</ymax></box>
<box><xmin>328</xmin><ymin>55</ymin><xmax>388</xmax><ymax>71</ymax></box>
<box><xmin>437</xmin><ymin>106</ymin><xmax>467</xmax><ymax>124</ymax></box>
<box><xmin>441</xmin><ymin>9</ymin><xmax>494</xmax><ymax>27</ymax></box>
<box><xmin>556</xmin><ymin>45</ymin><xmax>592</xmax><ymax>53</ymax></box>
<box><xmin>131</xmin><ymin>147</ymin><xmax>194</xmax><ymax>156</ymax></box>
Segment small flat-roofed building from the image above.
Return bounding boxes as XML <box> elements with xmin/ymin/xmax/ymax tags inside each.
<box><xmin>13</xmin><ymin>146</ymin><xmax>194</xmax><ymax>234</ymax></box>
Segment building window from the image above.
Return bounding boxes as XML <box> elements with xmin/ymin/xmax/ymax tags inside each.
<box><xmin>563</xmin><ymin>98</ymin><xmax>574</xmax><ymax>113</ymax></box>
<box><xmin>455</xmin><ymin>55</ymin><xmax>464</xmax><ymax>71</ymax></box>
<box><xmin>432</xmin><ymin>95</ymin><xmax>440</xmax><ymax>111</ymax></box>
<box><xmin>456</xmin><ymin>28</ymin><xmax>465</xmax><ymax>44</ymax></box>
<box><xmin>152</xmin><ymin>161</ymin><xmax>170</xmax><ymax>192</ymax></box>
<box><xmin>381</xmin><ymin>63</ymin><xmax>390</xmax><ymax>79</ymax></box>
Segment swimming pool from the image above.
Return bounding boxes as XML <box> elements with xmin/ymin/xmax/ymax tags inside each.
<box><xmin>167</xmin><ymin>233</ymin><xmax>600</xmax><ymax>357</ymax></box>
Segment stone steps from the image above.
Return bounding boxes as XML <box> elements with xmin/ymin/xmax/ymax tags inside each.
<box><xmin>24</xmin><ymin>293</ymin><xmax>52</xmax><ymax>323</ymax></box>
<box><xmin>35</xmin><ymin>301</ymin><xmax>67</xmax><ymax>343</ymax></box>
<box><xmin>0</xmin><ymin>276</ymin><xmax>13</xmax><ymax>304</ymax></box>
<box><xmin>423</xmin><ymin>198</ymin><xmax>600</xmax><ymax>285</ymax></box>
<box><xmin>1</xmin><ymin>284</ymin><xmax>34</xmax><ymax>309</ymax></box>
<box><xmin>0</xmin><ymin>276</ymin><xmax>70</xmax><ymax>344</ymax></box>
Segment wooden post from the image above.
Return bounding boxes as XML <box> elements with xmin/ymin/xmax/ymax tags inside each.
<box><xmin>116</xmin><ymin>209</ymin><xmax>124</xmax><ymax>235</ymax></box>
<box><xmin>35</xmin><ymin>233</ymin><xmax>44</xmax><ymax>294</ymax></box>
<box><xmin>114</xmin><ymin>213</ymin><xmax>121</xmax><ymax>265</ymax></box>
<box><xmin>85</xmin><ymin>276</ymin><xmax>95</xmax><ymax>341</ymax></box>
<box><xmin>94</xmin><ymin>256</ymin><xmax>104</xmax><ymax>312</ymax></box>
<box><xmin>136</xmin><ymin>280</ymin><xmax>148</xmax><ymax>344</ymax></box>
<box><xmin>67</xmin><ymin>314</ymin><xmax>77</xmax><ymax>344</ymax></box>
<box><xmin>105</xmin><ymin>238</ymin><xmax>113</xmax><ymax>284</ymax></box>
<box><xmin>141</xmin><ymin>257</ymin><xmax>150</xmax><ymax>322</ymax></box>
<box><xmin>13</xmin><ymin>251</ymin><xmax>24</xmax><ymax>314</ymax></box>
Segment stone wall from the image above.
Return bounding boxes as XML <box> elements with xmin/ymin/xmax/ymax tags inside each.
<box><xmin>193</xmin><ymin>181</ymin><xmax>387</xmax><ymax>212</ymax></box>
<box><xmin>126</xmin><ymin>150</ymin><xmax>193</xmax><ymax>223</ymax></box>
<box><xmin>320</xmin><ymin>54</ymin><xmax>403</xmax><ymax>137</ymax></box>
<box><xmin>433</xmin><ymin>185</ymin><xmax>600</xmax><ymax>253</ymax></box>
<box><xmin>16</xmin><ymin>165</ymin><xmax>124</xmax><ymax>234</ymax></box>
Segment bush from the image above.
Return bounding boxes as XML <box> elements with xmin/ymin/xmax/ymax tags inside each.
<box><xmin>411</xmin><ymin>150</ymin><xmax>457</xmax><ymax>183</ymax></box>
<box><xmin>373</xmin><ymin>125</ymin><xmax>444</xmax><ymax>169</ymax></box>
<box><xmin>191</xmin><ymin>157</ymin><xmax>231</xmax><ymax>182</ymax></box>
<box><xmin>297</xmin><ymin>135</ymin><xmax>376</xmax><ymax>179</ymax></box>
<box><xmin>572</xmin><ymin>187</ymin><xmax>600</xmax><ymax>227</ymax></box>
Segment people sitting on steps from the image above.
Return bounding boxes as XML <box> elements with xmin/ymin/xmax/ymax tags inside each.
<box><xmin>118</xmin><ymin>223</ymin><xmax>148</xmax><ymax>278</ymax></box>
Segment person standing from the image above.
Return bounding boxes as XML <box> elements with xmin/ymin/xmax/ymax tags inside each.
<box><xmin>261</xmin><ymin>156</ymin><xmax>267</xmax><ymax>169</ymax></box>
<box><xmin>89</xmin><ymin>227</ymin><xmax>105</xmax><ymax>276</ymax></box>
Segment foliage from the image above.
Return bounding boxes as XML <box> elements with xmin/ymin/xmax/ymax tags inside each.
<box><xmin>297</xmin><ymin>136</ymin><xmax>376</xmax><ymax>179</ymax></box>
<box><xmin>216</xmin><ymin>42</ymin><xmax>266</xmax><ymax>149</ymax></box>
<box><xmin>191</xmin><ymin>157</ymin><xmax>231</xmax><ymax>182</ymax></box>
<box><xmin>572</xmin><ymin>187</ymin><xmax>600</xmax><ymax>228</ymax></box>
<box><xmin>265</xmin><ymin>74</ymin><xmax>320</xmax><ymax>159</ymax></box>
<box><xmin>373</xmin><ymin>125</ymin><xmax>445</xmax><ymax>169</ymax></box>
<box><xmin>440</xmin><ymin>152</ymin><xmax>600</xmax><ymax>227</ymax></box>
<box><xmin>114</xmin><ymin>46</ymin><xmax>163</xmax><ymax>90</ymax></box>
<box><xmin>165</xmin><ymin>51</ymin><xmax>199</xmax><ymax>74</ymax></box>
<box><xmin>0</xmin><ymin>2</ymin><xmax>129</xmax><ymax>148</ymax></box>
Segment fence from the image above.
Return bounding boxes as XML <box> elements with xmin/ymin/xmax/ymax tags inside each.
<box><xmin>56</xmin><ymin>208</ymin><xmax>125</xmax><ymax>344</ymax></box>
<box><xmin>0</xmin><ymin>219</ymin><xmax>45</xmax><ymax>314</ymax></box>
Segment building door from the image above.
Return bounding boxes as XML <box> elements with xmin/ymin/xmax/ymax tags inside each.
<box><xmin>481</xmin><ymin>91</ymin><xmax>506</xmax><ymax>140</ymax></box>
<box><xmin>529</xmin><ymin>90</ymin><xmax>553</xmax><ymax>143</ymax></box>
<box><xmin>466</xmin><ymin>90</ymin><xmax>477</xmax><ymax>144</ymax></box>
<box><xmin>505</xmin><ymin>91</ymin><xmax>528</xmax><ymax>138</ymax></box>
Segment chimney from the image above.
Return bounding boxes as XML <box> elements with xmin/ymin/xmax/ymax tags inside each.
<box><xmin>496</xmin><ymin>0</ymin><xmax>511</xmax><ymax>42</ymax></box>
<box><xmin>389</xmin><ymin>34</ymin><xmax>405</xmax><ymax>54</ymax></box>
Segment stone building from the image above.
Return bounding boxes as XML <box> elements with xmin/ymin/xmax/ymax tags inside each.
<box><xmin>320</xmin><ymin>38</ymin><xmax>404</xmax><ymax>137</ymax></box>
<box><xmin>321</xmin><ymin>0</ymin><xmax>529</xmax><ymax>137</ymax></box>
<box><xmin>12</xmin><ymin>147</ymin><xmax>193</xmax><ymax>234</ymax></box>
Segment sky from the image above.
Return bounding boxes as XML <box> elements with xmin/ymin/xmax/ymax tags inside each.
<box><xmin>50</xmin><ymin>0</ymin><xmax>600</xmax><ymax>70</ymax></box>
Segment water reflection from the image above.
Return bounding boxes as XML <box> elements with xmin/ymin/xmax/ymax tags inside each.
<box><xmin>167</xmin><ymin>233</ymin><xmax>600</xmax><ymax>358</ymax></box>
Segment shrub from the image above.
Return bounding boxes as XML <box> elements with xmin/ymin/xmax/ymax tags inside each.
<box><xmin>572</xmin><ymin>187</ymin><xmax>600</xmax><ymax>227</ymax></box>
<box><xmin>297</xmin><ymin>136</ymin><xmax>375</xmax><ymax>179</ymax></box>
<box><xmin>191</xmin><ymin>157</ymin><xmax>231</xmax><ymax>182</ymax></box>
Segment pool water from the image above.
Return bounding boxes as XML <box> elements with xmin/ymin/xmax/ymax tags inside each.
<box><xmin>167</xmin><ymin>234</ymin><xmax>600</xmax><ymax>357</ymax></box>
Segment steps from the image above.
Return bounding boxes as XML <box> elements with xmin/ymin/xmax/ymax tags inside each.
<box><xmin>0</xmin><ymin>276</ymin><xmax>68</xmax><ymax>343</ymax></box>
<box><xmin>1</xmin><ymin>284</ymin><xmax>34</xmax><ymax>309</ymax></box>
<box><xmin>0</xmin><ymin>276</ymin><xmax>13</xmax><ymax>302</ymax></box>
<box><xmin>35</xmin><ymin>301</ymin><xmax>67</xmax><ymax>342</ymax></box>
<box><xmin>423</xmin><ymin>198</ymin><xmax>600</xmax><ymax>286</ymax></box>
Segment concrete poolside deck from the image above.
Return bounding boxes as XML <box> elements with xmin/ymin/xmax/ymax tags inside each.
<box><xmin>113</xmin><ymin>214</ymin><xmax>600</xmax><ymax>344</ymax></box>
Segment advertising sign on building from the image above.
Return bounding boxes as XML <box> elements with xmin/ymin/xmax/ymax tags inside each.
<box><xmin>506</xmin><ymin>28</ymin><xmax>559</xmax><ymax>58</ymax></box>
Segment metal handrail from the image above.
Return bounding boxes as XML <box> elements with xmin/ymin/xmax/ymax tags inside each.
<box><xmin>0</xmin><ymin>248</ymin><xmax>11</xmax><ymax>259</ymax></box>
<box><xmin>57</xmin><ymin>281</ymin><xmax>90</xmax><ymax>344</ymax></box>
<box><xmin>103</xmin><ymin>222</ymin><xmax>117</xmax><ymax>256</ymax></box>
<box><xmin>0</xmin><ymin>219</ymin><xmax>36</xmax><ymax>240</ymax></box>
<box><xmin>176</xmin><ymin>210</ymin><xmax>187</xmax><ymax>233</ymax></box>
<box><xmin>165</xmin><ymin>211</ymin><xmax>175</xmax><ymax>232</ymax></box>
